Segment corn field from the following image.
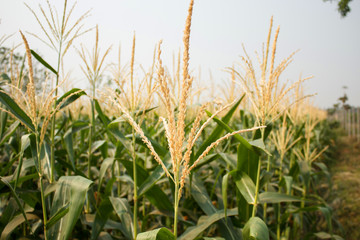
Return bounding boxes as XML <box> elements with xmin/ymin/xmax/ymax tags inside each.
<box><xmin>0</xmin><ymin>0</ymin><xmax>343</xmax><ymax>239</ymax></box>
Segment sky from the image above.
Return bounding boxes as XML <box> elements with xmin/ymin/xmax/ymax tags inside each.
<box><xmin>1</xmin><ymin>0</ymin><xmax>360</xmax><ymax>108</ymax></box>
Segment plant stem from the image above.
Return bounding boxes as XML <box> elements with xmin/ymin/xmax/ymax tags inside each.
<box><xmin>252</xmin><ymin>127</ymin><xmax>265</xmax><ymax>217</ymax></box>
<box><xmin>132</xmin><ymin>127</ymin><xmax>138</xmax><ymax>240</ymax></box>
<box><xmin>173</xmin><ymin>170</ymin><xmax>180</xmax><ymax>238</ymax></box>
<box><xmin>263</xmin><ymin>155</ymin><xmax>271</xmax><ymax>219</ymax></box>
<box><xmin>50</xmin><ymin>40</ymin><xmax>63</xmax><ymax>183</ymax></box>
<box><xmin>36</xmin><ymin>133</ymin><xmax>48</xmax><ymax>239</ymax></box>
<box><xmin>252</xmin><ymin>158</ymin><xmax>261</xmax><ymax>217</ymax></box>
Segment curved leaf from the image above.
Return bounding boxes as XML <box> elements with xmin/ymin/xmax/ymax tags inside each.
<box><xmin>242</xmin><ymin>217</ymin><xmax>269</xmax><ymax>240</ymax></box>
<box><xmin>47</xmin><ymin>176</ymin><xmax>93</xmax><ymax>240</ymax></box>
<box><xmin>195</xmin><ymin>95</ymin><xmax>244</xmax><ymax>159</ymax></box>
<box><xmin>259</xmin><ymin>192</ymin><xmax>301</xmax><ymax>204</ymax></box>
<box><xmin>179</xmin><ymin>208</ymin><xmax>238</xmax><ymax>240</ymax></box>
<box><xmin>0</xmin><ymin>120</ymin><xmax>19</xmax><ymax>145</ymax></box>
<box><xmin>138</xmin><ymin>159</ymin><xmax>171</xmax><ymax>197</ymax></box>
<box><xmin>91</xmin><ymin>198</ymin><xmax>113</xmax><ymax>240</ymax></box>
<box><xmin>110</xmin><ymin>197</ymin><xmax>134</xmax><ymax>240</ymax></box>
<box><xmin>1</xmin><ymin>213</ymin><xmax>39</xmax><ymax>240</ymax></box>
<box><xmin>229</xmin><ymin>170</ymin><xmax>256</xmax><ymax>205</ymax></box>
<box><xmin>56</xmin><ymin>88</ymin><xmax>86</xmax><ymax>110</ymax></box>
<box><xmin>30</xmin><ymin>49</ymin><xmax>57</xmax><ymax>75</ymax></box>
<box><xmin>137</xmin><ymin>227</ymin><xmax>175</xmax><ymax>240</ymax></box>
<box><xmin>0</xmin><ymin>91</ymin><xmax>35</xmax><ymax>131</ymax></box>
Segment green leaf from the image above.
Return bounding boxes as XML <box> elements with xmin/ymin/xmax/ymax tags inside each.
<box><xmin>47</xmin><ymin>176</ymin><xmax>93</xmax><ymax>240</ymax></box>
<box><xmin>137</xmin><ymin>227</ymin><xmax>175</xmax><ymax>240</ymax></box>
<box><xmin>95</xmin><ymin>99</ymin><xmax>110</xmax><ymax>126</ymax></box>
<box><xmin>1</xmin><ymin>213</ymin><xmax>39</xmax><ymax>240</ymax></box>
<box><xmin>56</xmin><ymin>88</ymin><xmax>86</xmax><ymax>110</ymax></box>
<box><xmin>91</xmin><ymin>140</ymin><xmax>106</xmax><ymax>154</ymax></box>
<box><xmin>314</xmin><ymin>232</ymin><xmax>344</xmax><ymax>240</ymax></box>
<box><xmin>195</xmin><ymin>96</ymin><xmax>244</xmax><ymax>159</ymax></box>
<box><xmin>119</xmin><ymin>159</ymin><xmax>173</xmax><ymax>211</ymax></box>
<box><xmin>242</xmin><ymin>217</ymin><xmax>269</xmax><ymax>240</ymax></box>
<box><xmin>30</xmin><ymin>49</ymin><xmax>58</xmax><ymax>75</ymax></box>
<box><xmin>135</xmin><ymin>134</ymin><xmax>168</xmax><ymax>157</ymax></box>
<box><xmin>0</xmin><ymin>91</ymin><xmax>35</xmax><ymax>131</ymax></box>
<box><xmin>179</xmin><ymin>208</ymin><xmax>238</xmax><ymax>240</ymax></box>
<box><xmin>0</xmin><ymin>177</ymin><xmax>30</xmax><ymax>232</ymax></box>
<box><xmin>138</xmin><ymin>159</ymin><xmax>171</xmax><ymax>197</ymax></box>
<box><xmin>230</xmin><ymin>170</ymin><xmax>256</xmax><ymax>205</ymax></box>
<box><xmin>259</xmin><ymin>192</ymin><xmax>301</xmax><ymax>204</ymax></box>
<box><xmin>46</xmin><ymin>203</ymin><xmax>69</xmax><ymax>230</ymax></box>
<box><xmin>191</xmin><ymin>175</ymin><xmax>241</xmax><ymax>240</ymax></box>
<box><xmin>98</xmin><ymin>158</ymin><xmax>116</xmax><ymax>193</ymax></box>
<box><xmin>91</xmin><ymin>198</ymin><xmax>113</xmax><ymax>240</ymax></box>
<box><xmin>0</xmin><ymin>120</ymin><xmax>19</xmax><ymax>145</ymax></box>
<box><xmin>218</xmin><ymin>153</ymin><xmax>236</xmax><ymax>169</ymax></box>
<box><xmin>109</xmin><ymin>197</ymin><xmax>134</xmax><ymax>240</ymax></box>
<box><xmin>222</xmin><ymin>172</ymin><xmax>230</xmax><ymax>222</ymax></box>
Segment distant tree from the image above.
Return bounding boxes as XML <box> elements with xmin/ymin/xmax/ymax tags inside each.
<box><xmin>324</xmin><ymin>0</ymin><xmax>353</xmax><ymax>17</ymax></box>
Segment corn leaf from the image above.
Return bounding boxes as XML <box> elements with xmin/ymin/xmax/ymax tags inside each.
<box><xmin>91</xmin><ymin>198</ymin><xmax>113</xmax><ymax>240</ymax></box>
<box><xmin>242</xmin><ymin>217</ymin><xmax>269</xmax><ymax>240</ymax></box>
<box><xmin>178</xmin><ymin>208</ymin><xmax>238</xmax><ymax>240</ymax></box>
<box><xmin>137</xmin><ymin>227</ymin><xmax>175</xmax><ymax>240</ymax></box>
<box><xmin>191</xmin><ymin>175</ymin><xmax>242</xmax><ymax>240</ymax></box>
<box><xmin>46</xmin><ymin>203</ymin><xmax>69</xmax><ymax>230</ymax></box>
<box><xmin>30</xmin><ymin>49</ymin><xmax>57</xmax><ymax>75</ymax></box>
<box><xmin>109</xmin><ymin>197</ymin><xmax>134</xmax><ymax>240</ymax></box>
<box><xmin>0</xmin><ymin>120</ymin><xmax>19</xmax><ymax>146</ymax></box>
<box><xmin>47</xmin><ymin>176</ymin><xmax>93</xmax><ymax>240</ymax></box>
<box><xmin>230</xmin><ymin>170</ymin><xmax>256</xmax><ymax>205</ymax></box>
<box><xmin>98</xmin><ymin>158</ymin><xmax>116</xmax><ymax>193</ymax></box>
<box><xmin>0</xmin><ymin>91</ymin><xmax>35</xmax><ymax>132</ymax></box>
<box><xmin>0</xmin><ymin>177</ymin><xmax>30</xmax><ymax>233</ymax></box>
<box><xmin>56</xmin><ymin>88</ymin><xmax>86</xmax><ymax>110</ymax></box>
<box><xmin>138</xmin><ymin>157</ymin><xmax>171</xmax><ymax>197</ymax></box>
<box><xmin>119</xmin><ymin>159</ymin><xmax>173</xmax><ymax>211</ymax></box>
<box><xmin>195</xmin><ymin>95</ymin><xmax>244</xmax><ymax>159</ymax></box>
<box><xmin>259</xmin><ymin>192</ymin><xmax>301</xmax><ymax>204</ymax></box>
<box><xmin>0</xmin><ymin>213</ymin><xmax>39</xmax><ymax>240</ymax></box>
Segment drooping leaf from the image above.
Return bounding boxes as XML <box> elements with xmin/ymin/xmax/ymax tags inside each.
<box><xmin>137</xmin><ymin>227</ymin><xmax>175</xmax><ymax>240</ymax></box>
<box><xmin>0</xmin><ymin>177</ymin><xmax>30</xmax><ymax>232</ymax></box>
<box><xmin>109</xmin><ymin>197</ymin><xmax>134</xmax><ymax>240</ymax></box>
<box><xmin>56</xmin><ymin>88</ymin><xmax>86</xmax><ymax>110</ymax></box>
<box><xmin>138</xmin><ymin>159</ymin><xmax>171</xmax><ymax>197</ymax></box>
<box><xmin>230</xmin><ymin>170</ymin><xmax>256</xmax><ymax>205</ymax></box>
<box><xmin>195</xmin><ymin>96</ymin><xmax>244</xmax><ymax>159</ymax></box>
<box><xmin>0</xmin><ymin>120</ymin><xmax>19</xmax><ymax>145</ymax></box>
<box><xmin>95</xmin><ymin>99</ymin><xmax>110</xmax><ymax>126</ymax></box>
<box><xmin>0</xmin><ymin>91</ymin><xmax>35</xmax><ymax>131</ymax></box>
<box><xmin>191</xmin><ymin>175</ymin><xmax>241</xmax><ymax>240</ymax></box>
<box><xmin>46</xmin><ymin>204</ymin><xmax>69</xmax><ymax>230</ymax></box>
<box><xmin>91</xmin><ymin>198</ymin><xmax>113</xmax><ymax>240</ymax></box>
<box><xmin>47</xmin><ymin>176</ymin><xmax>93</xmax><ymax>240</ymax></box>
<box><xmin>30</xmin><ymin>49</ymin><xmax>57</xmax><ymax>75</ymax></box>
<box><xmin>242</xmin><ymin>217</ymin><xmax>269</xmax><ymax>240</ymax></box>
<box><xmin>1</xmin><ymin>213</ymin><xmax>39</xmax><ymax>240</ymax></box>
<box><xmin>259</xmin><ymin>192</ymin><xmax>301</xmax><ymax>204</ymax></box>
<box><xmin>119</xmin><ymin>159</ymin><xmax>173</xmax><ymax>211</ymax></box>
<box><xmin>98</xmin><ymin>158</ymin><xmax>116</xmax><ymax>193</ymax></box>
<box><xmin>222</xmin><ymin>172</ymin><xmax>230</xmax><ymax>222</ymax></box>
<box><xmin>179</xmin><ymin>208</ymin><xmax>238</xmax><ymax>240</ymax></box>
<box><xmin>91</xmin><ymin>140</ymin><xmax>107</xmax><ymax>154</ymax></box>
<box><xmin>314</xmin><ymin>232</ymin><xmax>344</xmax><ymax>240</ymax></box>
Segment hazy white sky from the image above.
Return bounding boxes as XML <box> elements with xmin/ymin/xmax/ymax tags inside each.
<box><xmin>1</xmin><ymin>0</ymin><xmax>359</xmax><ymax>108</ymax></box>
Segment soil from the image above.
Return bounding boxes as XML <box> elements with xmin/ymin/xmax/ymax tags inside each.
<box><xmin>330</xmin><ymin>136</ymin><xmax>360</xmax><ymax>239</ymax></box>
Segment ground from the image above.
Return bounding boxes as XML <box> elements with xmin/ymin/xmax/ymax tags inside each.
<box><xmin>330</xmin><ymin>136</ymin><xmax>360</xmax><ymax>239</ymax></box>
